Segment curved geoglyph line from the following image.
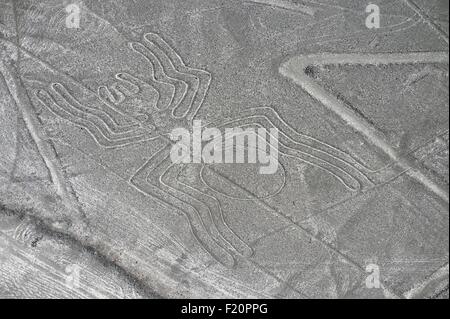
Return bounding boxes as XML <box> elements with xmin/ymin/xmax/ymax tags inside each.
<box><xmin>102</xmin><ymin>32</ymin><xmax>211</xmax><ymax>126</ymax></box>
<box><xmin>160</xmin><ymin>162</ymin><xmax>250</xmax><ymax>262</ymax></box>
<box><xmin>49</xmin><ymin>82</ymin><xmax>139</xmax><ymax>133</ymax></box>
<box><xmin>33</xmin><ymin>31</ymin><xmax>228</xmax><ymax>266</ymax></box>
<box><xmin>35</xmin><ymin>31</ymin><xmax>212</xmax><ymax>149</ymax></box>
<box><xmin>212</xmin><ymin>110</ymin><xmax>372</xmax><ymax>192</ymax></box>
<box><xmin>239</xmin><ymin>107</ymin><xmax>412</xmax><ymax>178</ymax></box>
<box><xmin>99</xmin><ymin>69</ymin><xmax>174</xmax><ymax>113</ymax></box>
<box><xmin>195</xmin><ymin>132</ymin><xmax>288</xmax><ymax>198</ymax></box>
<box><xmin>142</xmin><ymin>32</ymin><xmax>212</xmax><ymax>122</ymax></box>
<box><xmin>141</xmin><ymin>34</ymin><xmax>198</xmax><ymax>118</ymax></box>
<box><xmin>98</xmin><ymin>76</ymin><xmax>140</xmax><ymax>106</ymax></box>
<box><xmin>48</xmin><ymin>82</ymin><xmax>139</xmax><ymax>134</ymax></box>
<box><xmin>199</xmin><ymin>159</ymin><xmax>288</xmax><ymax>201</ymax></box>
<box><xmin>176</xmin><ymin>166</ymin><xmax>255</xmax><ymax>257</ymax></box>
<box><xmin>130</xmin><ymin>144</ymin><xmax>257</xmax><ymax>267</ymax></box>
<box><xmin>130</xmin><ymin>145</ymin><xmax>237</xmax><ymax>268</ymax></box>
<box><xmin>129</xmin><ymin>41</ymin><xmax>187</xmax><ymax>111</ymax></box>
<box><xmin>35</xmin><ymin>83</ymin><xmax>154</xmax><ymax>148</ymax></box>
<box><xmin>242</xmin><ymin>106</ymin><xmax>384</xmax><ymax>172</ymax></box>
<box><xmin>130</xmin><ymin>50</ymin><xmax>449</xmax><ymax>266</ymax></box>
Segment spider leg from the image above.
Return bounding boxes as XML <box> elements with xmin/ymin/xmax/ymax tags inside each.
<box><xmin>35</xmin><ymin>84</ymin><xmax>150</xmax><ymax>148</ymax></box>
<box><xmin>130</xmin><ymin>145</ymin><xmax>236</xmax><ymax>268</ymax></box>
<box><xmin>171</xmin><ymin>164</ymin><xmax>254</xmax><ymax>258</ymax></box>
<box><xmin>143</xmin><ymin>32</ymin><xmax>212</xmax><ymax>123</ymax></box>
<box><xmin>239</xmin><ymin>107</ymin><xmax>409</xmax><ymax>185</ymax></box>
<box><xmin>142</xmin><ymin>33</ymin><xmax>200</xmax><ymax>119</ymax></box>
<box><xmin>215</xmin><ymin>108</ymin><xmax>375</xmax><ymax>191</ymax></box>
<box><xmin>49</xmin><ymin>82</ymin><xmax>138</xmax><ymax>133</ymax></box>
<box><xmin>129</xmin><ymin>41</ymin><xmax>182</xmax><ymax>111</ymax></box>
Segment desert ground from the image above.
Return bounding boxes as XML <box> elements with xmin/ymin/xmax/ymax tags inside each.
<box><xmin>0</xmin><ymin>0</ymin><xmax>448</xmax><ymax>298</ymax></box>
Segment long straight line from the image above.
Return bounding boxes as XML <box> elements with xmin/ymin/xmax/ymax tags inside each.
<box><xmin>0</xmin><ymin>62</ymin><xmax>78</xmax><ymax>213</ymax></box>
<box><xmin>280</xmin><ymin>51</ymin><xmax>449</xmax><ymax>203</ymax></box>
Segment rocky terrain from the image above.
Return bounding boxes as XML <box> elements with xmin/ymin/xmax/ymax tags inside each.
<box><xmin>0</xmin><ymin>0</ymin><xmax>448</xmax><ymax>298</ymax></box>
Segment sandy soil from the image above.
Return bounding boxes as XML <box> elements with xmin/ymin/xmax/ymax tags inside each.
<box><xmin>0</xmin><ymin>0</ymin><xmax>448</xmax><ymax>298</ymax></box>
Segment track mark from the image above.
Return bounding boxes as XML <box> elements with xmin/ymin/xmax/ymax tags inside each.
<box><xmin>0</xmin><ymin>61</ymin><xmax>84</xmax><ymax>217</ymax></box>
<box><xmin>130</xmin><ymin>145</ymin><xmax>236</xmax><ymax>268</ymax></box>
<box><xmin>403</xmin><ymin>0</ymin><xmax>449</xmax><ymax>44</ymax></box>
<box><xmin>245</xmin><ymin>0</ymin><xmax>317</xmax><ymax>16</ymax></box>
<box><xmin>404</xmin><ymin>263</ymin><xmax>449</xmax><ymax>299</ymax></box>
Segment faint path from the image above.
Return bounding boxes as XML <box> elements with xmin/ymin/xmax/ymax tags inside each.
<box><xmin>244</xmin><ymin>0</ymin><xmax>317</xmax><ymax>16</ymax></box>
<box><xmin>404</xmin><ymin>263</ymin><xmax>449</xmax><ymax>299</ymax></box>
<box><xmin>2</xmin><ymin>0</ymin><xmax>86</xmax><ymax>222</ymax></box>
<box><xmin>1</xmin><ymin>0</ymin><xmax>446</xmax><ymax>300</ymax></box>
<box><xmin>0</xmin><ymin>205</ymin><xmax>160</xmax><ymax>298</ymax></box>
<box><xmin>403</xmin><ymin>0</ymin><xmax>449</xmax><ymax>44</ymax></box>
<box><xmin>0</xmin><ymin>62</ymin><xmax>86</xmax><ymax>218</ymax></box>
<box><xmin>206</xmin><ymin>166</ymin><xmax>403</xmax><ymax>299</ymax></box>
